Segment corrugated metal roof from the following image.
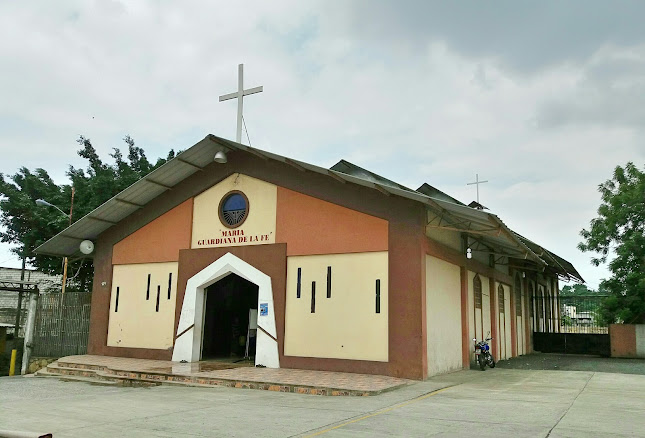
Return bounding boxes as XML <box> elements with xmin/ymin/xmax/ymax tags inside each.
<box><xmin>35</xmin><ymin>135</ymin><xmax>226</xmax><ymax>257</ymax></box>
<box><xmin>35</xmin><ymin>133</ymin><xmax>583</xmax><ymax>282</ymax></box>
<box><xmin>416</xmin><ymin>183</ymin><xmax>465</xmax><ymax>206</ymax></box>
<box><xmin>514</xmin><ymin>233</ymin><xmax>585</xmax><ymax>282</ymax></box>
<box><xmin>330</xmin><ymin>159</ymin><xmax>415</xmax><ymax>192</ymax></box>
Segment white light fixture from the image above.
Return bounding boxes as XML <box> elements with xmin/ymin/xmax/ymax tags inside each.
<box><xmin>214</xmin><ymin>150</ymin><xmax>227</xmax><ymax>164</ymax></box>
<box><xmin>35</xmin><ymin>199</ymin><xmax>52</xmax><ymax>207</ymax></box>
<box><xmin>522</xmin><ymin>271</ymin><xmax>526</xmax><ymax>278</ymax></box>
<box><xmin>466</xmin><ymin>248</ymin><xmax>472</xmax><ymax>259</ymax></box>
<box><xmin>79</xmin><ymin>240</ymin><xmax>94</xmax><ymax>255</ymax></box>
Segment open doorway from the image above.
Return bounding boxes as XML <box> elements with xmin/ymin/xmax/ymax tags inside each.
<box><xmin>201</xmin><ymin>273</ymin><xmax>259</xmax><ymax>361</ymax></box>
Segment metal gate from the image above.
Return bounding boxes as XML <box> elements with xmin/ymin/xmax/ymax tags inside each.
<box><xmin>33</xmin><ymin>292</ymin><xmax>92</xmax><ymax>357</ymax></box>
<box><xmin>532</xmin><ymin>295</ymin><xmax>610</xmax><ymax>356</ymax></box>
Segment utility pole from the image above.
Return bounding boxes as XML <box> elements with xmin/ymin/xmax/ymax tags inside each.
<box><xmin>14</xmin><ymin>256</ymin><xmax>26</xmax><ymax>336</ymax></box>
<box><xmin>61</xmin><ymin>187</ymin><xmax>75</xmax><ymax>295</ymax></box>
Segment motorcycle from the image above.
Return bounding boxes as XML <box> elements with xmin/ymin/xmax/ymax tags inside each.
<box><xmin>473</xmin><ymin>334</ymin><xmax>496</xmax><ymax>371</ymax></box>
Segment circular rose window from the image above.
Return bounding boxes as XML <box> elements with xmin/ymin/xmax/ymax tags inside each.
<box><xmin>218</xmin><ymin>191</ymin><xmax>249</xmax><ymax>228</ymax></box>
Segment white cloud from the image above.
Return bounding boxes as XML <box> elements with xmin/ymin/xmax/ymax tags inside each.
<box><xmin>1</xmin><ymin>1</ymin><xmax>644</xmax><ymax>289</ymax></box>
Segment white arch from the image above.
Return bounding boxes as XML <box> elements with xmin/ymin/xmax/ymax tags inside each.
<box><xmin>172</xmin><ymin>252</ymin><xmax>279</xmax><ymax>368</ymax></box>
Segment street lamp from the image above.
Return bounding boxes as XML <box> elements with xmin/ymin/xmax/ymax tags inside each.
<box><xmin>35</xmin><ymin>188</ymin><xmax>75</xmax><ymax>294</ymax></box>
<box><xmin>35</xmin><ymin>199</ymin><xmax>67</xmax><ymax>217</ymax></box>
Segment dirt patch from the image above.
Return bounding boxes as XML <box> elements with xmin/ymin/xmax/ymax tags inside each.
<box><xmin>497</xmin><ymin>353</ymin><xmax>645</xmax><ymax>375</ymax></box>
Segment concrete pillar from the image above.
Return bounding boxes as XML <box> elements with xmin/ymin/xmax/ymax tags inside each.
<box><xmin>21</xmin><ymin>290</ymin><xmax>39</xmax><ymax>375</ymax></box>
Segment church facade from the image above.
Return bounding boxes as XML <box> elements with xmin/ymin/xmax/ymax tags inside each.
<box><xmin>36</xmin><ymin>134</ymin><xmax>583</xmax><ymax>380</ymax></box>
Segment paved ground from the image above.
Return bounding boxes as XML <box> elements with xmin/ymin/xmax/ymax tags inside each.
<box><xmin>3</xmin><ymin>364</ymin><xmax>645</xmax><ymax>437</ymax></box>
<box><xmin>498</xmin><ymin>352</ymin><xmax>645</xmax><ymax>374</ymax></box>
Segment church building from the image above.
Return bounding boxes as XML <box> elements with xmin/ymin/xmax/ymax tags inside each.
<box><xmin>36</xmin><ymin>134</ymin><xmax>583</xmax><ymax>380</ymax></box>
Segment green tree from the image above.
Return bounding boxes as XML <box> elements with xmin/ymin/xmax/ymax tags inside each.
<box><xmin>0</xmin><ymin>168</ymin><xmax>70</xmax><ymax>276</ymax></box>
<box><xmin>0</xmin><ymin>136</ymin><xmax>176</xmax><ymax>292</ymax></box>
<box><xmin>578</xmin><ymin>162</ymin><xmax>645</xmax><ymax>324</ymax></box>
<box><xmin>560</xmin><ymin>284</ymin><xmax>600</xmax><ymax>296</ymax></box>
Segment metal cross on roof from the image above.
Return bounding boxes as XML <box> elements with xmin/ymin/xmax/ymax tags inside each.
<box><xmin>467</xmin><ymin>173</ymin><xmax>489</xmax><ymax>204</ymax></box>
<box><xmin>219</xmin><ymin>64</ymin><xmax>263</xmax><ymax>143</ymax></box>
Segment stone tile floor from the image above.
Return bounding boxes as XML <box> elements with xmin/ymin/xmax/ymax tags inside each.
<box><xmin>56</xmin><ymin>355</ymin><xmax>411</xmax><ymax>393</ymax></box>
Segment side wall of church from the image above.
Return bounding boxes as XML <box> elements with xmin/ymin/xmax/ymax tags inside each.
<box><xmin>468</xmin><ymin>270</ymin><xmax>491</xmax><ymax>361</ymax></box>
<box><xmin>425</xmin><ymin>255</ymin><xmax>462</xmax><ymax>376</ymax></box>
<box><xmin>424</xmin><ymin>230</ymin><xmax>528</xmax><ymax>369</ymax></box>
<box><xmin>496</xmin><ymin>282</ymin><xmax>512</xmax><ymax>360</ymax></box>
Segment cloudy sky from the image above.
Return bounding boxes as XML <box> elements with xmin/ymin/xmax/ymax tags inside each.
<box><xmin>1</xmin><ymin>1</ymin><xmax>644</xmax><ymax>288</ymax></box>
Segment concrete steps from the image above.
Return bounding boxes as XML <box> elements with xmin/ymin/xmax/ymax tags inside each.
<box><xmin>35</xmin><ymin>362</ymin><xmax>161</xmax><ymax>388</ymax></box>
<box><xmin>56</xmin><ymin>361</ymin><xmax>105</xmax><ymax>371</ymax></box>
<box><xmin>36</xmin><ymin>361</ymin><xmax>220</xmax><ymax>389</ymax></box>
<box><xmin>33</xmin><ymin>369</ymin><xmax>119</xmax><ymax>387</ymax></box>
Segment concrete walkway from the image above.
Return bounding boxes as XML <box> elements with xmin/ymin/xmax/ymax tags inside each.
<box><xmin>498</xmin><ymin>352</ymin><xmax>645</xmax><ymax>374</ymax></box>
<box><xmin>3</xmin><ymin>368</ymin><xmax>645</xmax><ymax>437</ymax></box>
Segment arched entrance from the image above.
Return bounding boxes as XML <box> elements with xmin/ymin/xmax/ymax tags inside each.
<box><xmin>172</xmin><ymin>252</ymin><xmax>280</xmax><ymax>368</ymax></box>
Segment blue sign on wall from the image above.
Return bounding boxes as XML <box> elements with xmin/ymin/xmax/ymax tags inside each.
<box><xmin>260</xmin><ymin>303</ymin><xmax>268</xmax><ymax>316</ymax></box>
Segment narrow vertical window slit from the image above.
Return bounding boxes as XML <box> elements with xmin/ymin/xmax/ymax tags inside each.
<box><xmin>326</xmin><ymin>266</ymin><xmax>332</xmax><ymax>298</ymax></box>
<box><xmin>156</xmin><ymin>285</ymin><xmax>160</xmax><ymax>312</ymax></box>
<box><xmin>311</xmin><ymin>281</ymin><xmax>316</xmax><ymax>313</ymax></box>
<box><xmin>146</xmin><ymin>274</ymin><xmax>151</xmax><ymax>300</ymax></box>
<box><xmin>167</xmin><ymin>273</ymin><xmax>172</xmax><ymax>300</ymax></box>
<box><xmin>375</xmin><ymin>279</ymin><xmax>381</xmax><ymax>314</ymax></box>
<box><xmin>115</xmin><ymin>287</ymin><xmax>120</xmax><ymax>313</ymax></box>
<box><xmin>296</xmin><ymin>267</ymin><xmax>302</xmax><ymax>298</ymax></box>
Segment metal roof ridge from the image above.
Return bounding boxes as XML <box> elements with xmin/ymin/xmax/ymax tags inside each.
<box><xmin>512</xmin><ymin>231</ymin><xmax>585</xmax><ymax>282</ymax></box>
<box><xmin>487</xmin><ymin>214</ymin><xmax>547</xmax><ymax>267</ymax></box>
<box><xmin>329</xmin><ymin>158</ymin><xmax>416</xmax><ymax>192</ymax></box>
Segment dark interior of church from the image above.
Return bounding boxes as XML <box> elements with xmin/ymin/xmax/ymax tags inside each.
<box><xmin>201</xmin><ymin>273</ymin><xmax>259</xmax><ymax>360</ymax></box>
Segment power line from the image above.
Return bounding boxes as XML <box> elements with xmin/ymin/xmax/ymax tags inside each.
<box><xmin>0</xmin><ymin>256</ymin><xmax>19</xmax><ymax>265</ymax></box>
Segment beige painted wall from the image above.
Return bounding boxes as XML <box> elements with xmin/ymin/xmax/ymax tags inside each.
<box><xmin>536</xmin><ymin>284</ymin><xmax>545</xmax><ymax>332</ymax></box>
<box><xmin>192</xmin><ymin>173</ymin><xmax>277</xmax><ymax>249</ymax></box>
<box><xmin>467</xmin><ymin>271</ymin><xmax>491</xmax><ymax>363</ymax></box>
<box><xmin>516</xmin><ymin>280</ymin><xmax>526</xmax><ymax>355</ymax></box>
<box><xmin>284</xmin><ymin>252</ymin><xmax>388</xmax><ymax>361</ymax></box>
<box><xmin>107</xmin><ymin>262</ymin><xmax>178</xmax><ymax>349</ymax></box>
<box><xmin>497</xmin><ymin>285</ymin><xmax>505</xmax><ymax>360</ymax></box>
<box><xmin>426</xmin><ymin>255</ymin><xmax>463</xmax><ymax>376</ymax></box>
<box><xmin>425</xmin><ymin>224</ymin><xmax>462</xmax><ymax>251</ymax></box>
<box><xmin>528</xmin><ymin>279</ymin><xmax>536</xmax><ymax>350</ymax></box>
<box><xmin>496</xmin><ymin>282</ymin><xmax>512</xmax><ymax>360</ymax></box>
<box><xmin>517</xmin><ymin>313</ymin><xmax>525</xmax><ymax>355</ymax></box>
<box><xmin>505</xmin><ymin>284</ymin><xmax>512</xmax><ymax>358</ymax></box>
